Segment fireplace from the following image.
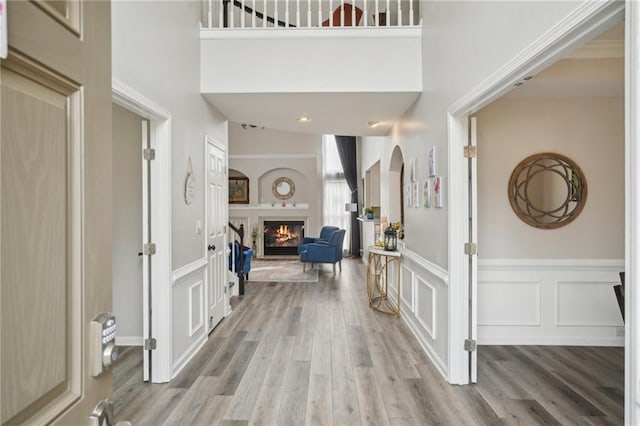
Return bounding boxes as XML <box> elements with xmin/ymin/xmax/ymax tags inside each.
<box><xmin>263</xmin><ymin>220</ymin><xmax>305</xmax><ymax>256</ymax></box>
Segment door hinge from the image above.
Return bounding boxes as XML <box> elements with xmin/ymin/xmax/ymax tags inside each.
<box><xmin>143</xmin><ymin>243</ymin><xmax>156</xmax><ymax>256</ymax></box>
<box><xmin>224</xmin><ymin>286</ymin><xmax>228</xmax><ymax>294</ymax></box>
<box><xmin>143</xmin><ymin>148</ymin><xmax>156</xmax><ymax>161</ymax></box>
<box><xmin>464</xmin><ymin>242</ymin><xmax>477</xmax><ymax>256</ymax></box>
<box><xmin>464</xmin><ymin>146</ymin><xmax>477</xmax><ymax>158</ymax></box>
<box><xmin>144</xmin><ymin>338</ymin><xmax>157</xmax><ymax>351</ymax></box>
<box><xmin>464</xmin><ymin>339</ymin><xmax>477</xmax><ymax>352</ymax></box>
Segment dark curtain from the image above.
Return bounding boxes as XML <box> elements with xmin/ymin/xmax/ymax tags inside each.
<box><xmin>335</xmin><ymin>136</ymin><xmax>361</xmax><ymax>257</ymax></box>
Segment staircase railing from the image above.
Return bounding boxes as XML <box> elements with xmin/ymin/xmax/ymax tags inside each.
<box><xmin>228</xmin><ymin>222</ymin><xmax>246</xmax><ymax>296</ymax></box>
<box><xmin>202</xmin><ymin>0</ymin><xmax>418</xmax><ymax>29</ymax></box>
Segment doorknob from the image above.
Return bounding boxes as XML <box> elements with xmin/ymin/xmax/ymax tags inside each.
<box><xmin>208</xmin><ymin>244</ymin><xmax>216</xmax><ymax>251</ymax></box>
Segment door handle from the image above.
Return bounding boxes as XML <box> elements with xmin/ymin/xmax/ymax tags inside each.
<box><xmin>208</xmin><ymin>244</ymin><xmax>216</xmax><ymax>251</ymax></box>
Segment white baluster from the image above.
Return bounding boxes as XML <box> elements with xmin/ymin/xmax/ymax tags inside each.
<box><xmin>207</xmin><ymin>0</ymin><xmax>212</xmax><ymax>27</ymax></box>
<box><xmin>375</xmin><ymin>0</ymin><xmax>379</xmax><ymax>26</ymax></box>
<box><xmin>386</xmin><ymin>0</ymin><xmax>390</xmax><ymax>26</ymax></box>
<box><xmin>397</xmin><ymin>0</ymin><xmax>401</xmax><ymax>26</ymax></box>
<box><xmin>351</xmin><ymin>0</ymin><xmax>355</xmax><ymax>26</ymax></box>
<box><xmin>341</xmin><ymin>0</ymin><xmax>345</xmax><ymax>26</ymax></box>
<box><xmin>274</xmin><ymin>0</ymin><xmax>278</xmax><ymax>28</ymax></box>
<box><xmin>252</xmin><ymin>0</ymin><xmax>256</xmax><ymax>27</ymax></box>
<box><xmin>230</xmin><ymin>0</ymin><xmax>234</xmax><ymax>28</ymax></box>
<box><xmin>263</xmin><ymin>0</ymin><xmax>267</xmax><ymax>27</ymax></box>
<box><xmin>241</xmin><ymin>0</ymin><xmax>245</xmax><ymax>27</ymax></box>
<box><xmin>363</xmin><ymin>0</ymin><xmax>367</xmax><ymax>27</ymax></box>
<box><xmin>318</xmin><ymin>0</ymin><xmax>322</xmax><ymax>27</ymax></box>
<box><xmin>285</xmin><ymin>0</ymin><xmax>289</xmax><ymax>27</ymax></box>
<box><xmin>219</xmin><ymin>0</ymin><xmax>224</xmax><ymax>27</ymax></box>
<box><xmin>296</xmin><ymin>0</ymin><xmax>300</xmax><ymax>27</ymax></box>
<box><xmin>409</xmin><ymin>0</ymin><xmax>414</xmax><ymax>25</ymax></box>
<box><xmin>329</xmin><ymin>0</ymin><xmax>333</xmax><ymax>26</ymax></box>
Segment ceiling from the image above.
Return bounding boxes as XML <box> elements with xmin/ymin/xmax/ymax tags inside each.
<box><xmin>506</xmin><ymin>22</ymin><xmax>624</xmax><ymax>98</ymax></box>
<box><xmin>204</xmin><ymin>91</ymin><xmax>420</xmax><ymax>137</ymax></box>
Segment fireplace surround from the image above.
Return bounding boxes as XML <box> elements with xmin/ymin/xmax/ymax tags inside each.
<box><xmin>263</xmin><ymin>220</ymin><xmax>305</xmax><ymax>255</ymax></box>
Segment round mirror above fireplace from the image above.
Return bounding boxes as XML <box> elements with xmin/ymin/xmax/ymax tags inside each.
<box><xmin>273</xmin><ymin>177</ymin><xmax>295</xmax><ymax>200</ymax></box>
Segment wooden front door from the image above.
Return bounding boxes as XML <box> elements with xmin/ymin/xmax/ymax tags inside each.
<box><xmin>1</xmin><ymin>1</ymin><xmax>112</xmax><ymax>424</ymax></box>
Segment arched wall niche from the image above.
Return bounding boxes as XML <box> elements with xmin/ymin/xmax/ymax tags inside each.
<box><xmin>229</xmin><ymin>168</ymin><xmax>248</xmax><ymax>179</ymax></box>
<box><xmin>257</xmin><ymin>167</ymin><xmax>308</xmax><ymax>204</ymax></box>
<box><xmin>389</xmin><ymin>145</ymin><xmax>405</xmax><ymax>223</ymax></box>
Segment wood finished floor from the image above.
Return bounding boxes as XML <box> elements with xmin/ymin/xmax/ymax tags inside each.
<box><xmin>114</xmin><ymin>259</ymin><xmax>624</xmax><ymax>425</ymax></box>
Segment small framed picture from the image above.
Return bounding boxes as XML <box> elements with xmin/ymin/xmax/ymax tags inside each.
<box><xmin>229</xmin><ymin>177</ymin><xmax>250</xmax><ymax>204</ymax></box>
<box><xmin>429</xmin><ymin>147</ymin><xmax>436</xmax><ymax>177</ymax></box>
<box><xmin>412</xmin><ymin>181</ymin><xmax>420</xmax><ymax>207</ymax></box>
<box><xmin>433</xmin><ymin>176</ymin><xmax>443</xmax><ymax>208</ymax></box>
<box><xmin>424</xmin><ymin>180</ymin><xmax>432</xmax><ymax>208</ymax></box>
<box><xmin>405</xmin><ymin>183</ymin><xmax>412</xmax><ymax>207</ymax></box>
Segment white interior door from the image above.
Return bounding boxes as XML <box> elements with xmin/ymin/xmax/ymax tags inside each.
<box><xmin>141</xmin><ymin>120</ymin><xmax>152</xmax><ymax>381</ymax></box>
<box><xmin>1</xmin><ymin>1</ymin><xmax>112</xmax><ymax>423</ymax></box>
<box><xmin>469</xmin><ymin>117</ymin><xmax>479</xmax><ymax>383</ymax></box>
<box><xmin>206</xmin><ymin>136</ymin><xmax>228</xmax><ymax>331</ymax></box>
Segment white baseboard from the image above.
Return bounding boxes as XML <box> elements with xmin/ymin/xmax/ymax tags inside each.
<box><xmin>172</xmin><ymin>334</ymin><xmax>208</xmax><ymax>378</ymax></box>
<box><xmin>479</xmin><ymin>336</ymin><xmax>624</xmax><ymax>347</ymax></box>
<box><xmin>401</xmin><ymin>306</ymin><xmax>449</xmax><ymax>380</ymax></box>
<box><xmin>116</xmin><ymin>336</ymin><xmax>143</xmax><ymax>346</ymax></box>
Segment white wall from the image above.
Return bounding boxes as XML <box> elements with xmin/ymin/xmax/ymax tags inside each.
<box><xmin>112</xmin><ymin>104</ymin><xmax>143</xmax><ymax>344</ymax></box>
<box><xmin>476</xmin><ymin>96</ymin><xmax>624</xmax><ymax>259</ymax></box>
<box><xmin>475</xmin><ymin>96</ymin><xmax>624</xmax><ymax>345</ymax></box>
<box><xmin>228</xmin><ymin>122</ymin><xmax>323</xmax><ymax>255</ymax></box>
<box><xmin>359</xmin><ymin>0</ymin><xmax>594</xmax><ymax>378</ymax></box>
<box><xmin>112</xmin><ymin>0</ymin><xmax>228</xmax><ymax>377</ymax></box>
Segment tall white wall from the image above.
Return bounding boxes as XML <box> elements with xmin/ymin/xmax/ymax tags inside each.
<box><xmin>360</xmin><ymin>0</ymin><xmax>594</xmax><ymax>378</ymax></box>
<box><xmin>112</xmin><ymin>104</ymin><xmax>143</xmax><ymax>343</ymax></box>
<box><xmin>112</xmin><ymin>0</ymin><xmax>228</xmax><ymax>376</ymax></box>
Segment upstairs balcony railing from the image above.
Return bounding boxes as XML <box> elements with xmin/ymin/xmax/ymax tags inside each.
<box><xmin>201</xmin><ymin>0</ymin><xmax>419</xmax><ymax>29</ymax></box>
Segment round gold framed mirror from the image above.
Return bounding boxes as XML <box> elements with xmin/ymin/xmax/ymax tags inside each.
<box><xmin>272</xmin><ymin>177</ymin><xmax>295</xmax><ymax>200</ymax></box>
<box><xmin>508</xmin><ymin>152</ymin><xmax>587</xmax><ymax>229</ymax></box>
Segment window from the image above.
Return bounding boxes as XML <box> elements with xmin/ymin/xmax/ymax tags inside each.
<box><xmin>323</xmin><ymin>135</ymin><xmax>350</xmax><ymax>251</ymax></box>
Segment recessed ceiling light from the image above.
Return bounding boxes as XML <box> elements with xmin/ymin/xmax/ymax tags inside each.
<box><xmin>297</xmin><ymin>117</ymin><xmax>312</xmax><ymax>123</ymax></box>
<box><xmin>368</xmin><ymin>121</ymin><xmax>382</xmax><ymax>128</ymax></box>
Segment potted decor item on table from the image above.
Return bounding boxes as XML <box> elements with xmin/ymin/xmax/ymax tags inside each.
<box><xmin>365</xmin><ymin>207</ymin><xmax>375</xmax><ymax>220</ymax></box>
<box><xmin>251</xmin><ymin>227</ymin><xmax>258</xmax><ymax>258</ymax></box>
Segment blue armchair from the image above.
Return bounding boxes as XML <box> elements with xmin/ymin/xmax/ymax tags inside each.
<box><xmin>297</xmin><ymin>225</ymin><xmax>339</xmax><ymax>254</ymax></box>
<box><xmin>228</xmin><ymin>241</ymin><xmax>253</xmax><ymax>280</ymax></box>
<box><xmin>299</xmin><ymin>229</ymin><xmax>346</xmax><ymax>274</ymax></box>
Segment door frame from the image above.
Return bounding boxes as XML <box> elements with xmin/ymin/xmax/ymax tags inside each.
<box><xmin>446</xmin><ymin>0</ymin><xmax>625</xmax><ymax>385</ymax></box>
<box><xmin>112</xmin><ymin>79</ymin><xmax>173</xmax><ymax>383</ymax></box>
<box><xmin>204</xmin><ymin>135</ymin><xmax>231</xmax><ymax>319</ymax></box>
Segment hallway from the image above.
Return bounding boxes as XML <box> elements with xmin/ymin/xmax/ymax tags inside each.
<box><xmin>114</xmin><ymin>259</ymin><xmax>623</xmax><ymax>425</ymax></box>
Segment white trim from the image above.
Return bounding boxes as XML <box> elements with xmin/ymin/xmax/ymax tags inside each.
<box><xmin>446</xmin><ymin>0</ymin><xmax>625</xmax><ymax>388</ymax></box>
<box><xmin>478</xmin><ymin>258</ymin><xmax>625</xmax><ymax>271</ymax></box>
<box><xmin>479</xmin><ymin>336</ymin><xmax>624</xmax><ymax>347</ymax></box>
<box><xmin>171</xmin><ymin>334</ymin><xmax>208</xmax><ymax>378</ymax></box>
<box><xmin>188</xmin><ymin>281</ymin><xmax>205</xmax><ymax>337</ymax></box>
<box><xmin>112</xmin><ymin>79</ymin><xmax>173</xmax><ymax>384</ymax></box>
<box><xmin>477</xmin><ymin>281</ymin><xmax>542</xmax><ymax>327</ymax></box>
<box><xmin>401</xmin><ymin>307</ymin><xmax>448</xmax><ymax>380</ymax></box>
<box><xmin>400</xmin><ymin>264</ymin><xmax>415</xmax><ymax>312</ymax></box>
<box><xmin>172</xmin><ymin>257</ymin><xmax>209</xmax><ymax>283</ymax></box>
<box><xmin>448</xmin><ymin>1</ymin><xmax>624</xmax><ymax>116</ymax></box>
<box><xmin>229</xmin><ymin>153</ymin><xmax>319</xmax><ymax>159</ymax></box>
<box><xmin>414</xmin><ymin>276</ymin><xmax>437</xmax><ymax>340</ymax></box>
<box><xmin>626</xmin><ymin>0</ymin><xmax>640</xmax><ymax>420</ymax></box>
<box><xmin>400</xmin><ymin>246</ymin><xmax>449</xmax><ymax>284</ymax></box>
<box><xmin>200</xmin><ymin>27</ymin><xmax>421</xmax><ymax>40</ymax></box>
<box><xmin>555</xmin><ymin>280</ymin><xmax>625</xmax><ymax>328</ymax></box>
<box><xmin>115</xmin><ymin>336</ymin><xmax>143</xmax><ymax>346</ymax></box>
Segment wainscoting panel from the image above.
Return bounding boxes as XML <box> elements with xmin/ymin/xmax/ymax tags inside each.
<box><xmin>415</xmin><ymin>276</ymin><xmax>436</xmax><ymax>339</ymax></box>
<box><xmin>397</xmin><ymin>246</ymin><xmax>449</xmax><ymax>379</ymax></box>
<box><xmin>477</xmin><ymin>281</ymin><xmax>541</xmax><ymax>326</ymax></box>
<box><xmin>478</xmin><ymin>259</ymin><xmax>624</xmax><ymax>346</ymax></box>
<box><xmin>556</xmin><ymin>281</ymin><xmax>623</xmax><ymax>327</ymax></box>
<box><xmin>172</xmin><ymin>259</ymin><xmax>208</xmax><ymax>377</ymax></box>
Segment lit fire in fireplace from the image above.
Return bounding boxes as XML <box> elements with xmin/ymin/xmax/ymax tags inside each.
<box><xmin>274</xmin><ymin>225</ymin><xmax>297</xmax><ymax>245</ymax></box>
<box><xmin>263</xmin><ymin>221</ymin><xmax>304</xmax><ymax>251</ymax></box>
